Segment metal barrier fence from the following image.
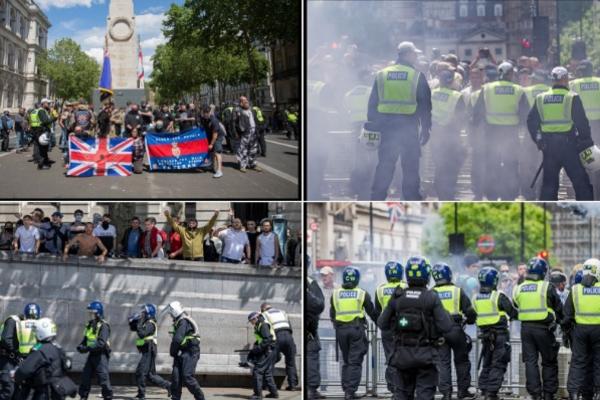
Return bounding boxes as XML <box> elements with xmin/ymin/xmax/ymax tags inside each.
<box><xmin>318</xmin><ymin>323</ymin><xmax>572</xmax><ymax>397</ymax></box>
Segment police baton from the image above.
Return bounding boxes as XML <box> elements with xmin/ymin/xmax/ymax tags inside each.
<box><xmin>530</xmin><ymin>160</ymin><xmax>543</xmax><ymax>189</ymax></box>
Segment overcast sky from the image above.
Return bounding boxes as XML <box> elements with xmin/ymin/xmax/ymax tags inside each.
<box><xmin>40</xmin><ymin>0</ymin><xmax>184</xmax><ymax>78</ymax></box>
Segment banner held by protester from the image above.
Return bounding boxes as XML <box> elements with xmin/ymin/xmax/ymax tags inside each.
<box><xmin>67</xmin><ymin>136</ymin><xmax>134</xmax><ymax>177</ymax></box>
<box><xmin>145</xmin><ymin>128</ymin><xmax>210</xmax><ymax>171</ymax></box>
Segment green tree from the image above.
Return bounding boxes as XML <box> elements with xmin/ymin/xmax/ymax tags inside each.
<box><xmin>422</xmin><ymin>203</ymin><xmax>552</xmax><ymax>265</ymax></box>
<box><xmin>38</xmin><ymin>38</ymin><xmax>100</xmax><ymax>103</ymax></box>
<box><xmin>560</xmin><ymin>2</ymin><xmax>600</xmax><ymax>65</ymax></box>
<box><xmin>163</xmin><ymin>0</ymin><xmax>295</xmax><ymax>100</ymax></box>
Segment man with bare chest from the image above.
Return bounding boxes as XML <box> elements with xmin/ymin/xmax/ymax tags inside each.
<box><xmin>63</xmin><ymin>222</ymin><xmax>108</xmax><ymax>262</ymax></box>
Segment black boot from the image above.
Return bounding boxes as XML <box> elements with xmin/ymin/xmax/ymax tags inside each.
<box><xmin>484</xmin><ymin>394</ymin><xmax>499</xmax><ymax>400</ymax></box>
<box><xmin>441</xmin><ymin>392</ymin><xmax>452</xmax><ymax>400</ymax></box>
<box><xmin>543</xmin><ymin>393</ymin><xmax>555</xmax><ymax>400</ymax></box>
<box><xmin>459</xmin><ymin>390</ymin><xmax>477</xmax><ymax>400</ymax></box>
<box><xmin>531</xmin><ymin>395</ymin><xmax>542</xmax><ymax>400</ymax></box>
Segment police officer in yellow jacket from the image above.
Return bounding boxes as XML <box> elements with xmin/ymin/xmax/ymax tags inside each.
<box><xmin>377</xmin><ymin>256</ymin><xmax>453</xmax><ymax>400</ymax></box>
<box><xmin>165</xmin><ymin>301</ymin><xmax>205</xmax><ymax>400</ymax></box>
<box><xmin>521</xmin><ymin>71</ymin><xmax>550</xmax><ymax>200</ymax></box>
<box><xmin>563</xmin><ymin>260</ymin><xmax>600</xmax><ymax>400</ymax></box>
<box><xmin>248</xmin><ymin>311</ymin><xmax>278</xmax><ymax>400</ymax></box>
<box><xmin>331</xmin><ymin>266</ymin><xmax>379</xmax><ymax>400</ymax></box>
<box><xmin>368</xmin><ymin>41</ymin><xmax>432</xmax><ymax>200</ymax></box>
<box><xmin>527</xmin><ymin>66</ymin><xmax>594</xmax><ymax>200</ymax></box>
<box><xmin>512</xmin><ymin>257</ymin><xmax>563</xmax><ymax>400</ymax></box>
<box><xmin>473</xmin><ymin>267</ymin><xmax>518</xmax><ymax>400</ymax></box>
<box><xmin>260</xmin><ymin>303</ymin><xmax>299</xmax><ymax>391</ymax></box>
<box><xmin>430</xmin><ymin>70</ymin><xmax>467</xmax><ymax>200</ymax></box>
<box><xmin>252</xmin><ymin>105</ymin><xmax>267</xmax><ymax>157</ymax></box>
<box><xmin>77</xmin><ymin>301</ymin><xmax>113</xmax><ymax>400</ymax></box>
<box><xmin>570</xmin><ymin>60</ymin><xmax>600</xmax><ymax>199</ymax></box>
<box><xmin>129</xmin><ymin>304</ymin><xmax>171</xmax><ymax>400</ymax></box>
<box><xmin>432</xmin><ymin>263</ymin><xmax>477</xmax><ymax>400</ymax></box>
<box><xmin>0</xmin><ymin>303</ymin><xmax>41</xmax><ymax>399</ymax></box>
<box><xmin>472</xmin><ymin>62</ymin><xmax>530</xmax><ymax>200</ymax></box>
<box><xmin>374</xmin><ymin>261</ymin><xmax>407</xmax><ymax>395</ymax></box>
<box><xmin>463</xmin><ymin>68</ymin><xmax>485</xmax><ymax>199</ymax></box>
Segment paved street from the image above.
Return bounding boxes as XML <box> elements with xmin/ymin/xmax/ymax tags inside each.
<box><xmin>0</xmin><ymin>131</ymin><xmax>298</xmax><ymax>199</ymax></box>
<box><xmin>87</xmin><ymin>386</ymin><xmax>302</xmax><ymax>400</ymax></box>
<box><xmin>316</xmin><ymin>130</ymin><xmax>571</xmax><ymax>201</ymax></box>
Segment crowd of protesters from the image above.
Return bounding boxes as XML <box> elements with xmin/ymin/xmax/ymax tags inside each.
<box><xmin>1</xmin><ymin>96</ymin><xmax>299</xmax><ymax>178</ymax></box>
<box><xmin>0</xmin><ymin>207</ymin><xmax>301</xmax><ymax>267</ymax></box>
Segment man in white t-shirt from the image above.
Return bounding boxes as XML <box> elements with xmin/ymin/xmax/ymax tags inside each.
<box><xmin>256</xmin><ymin>219</ymin><xmax>280</xmax><ymax>268</ymax></box>
<box><xmin>13</xmin><ymin>215</ymin><xmax>40</xmax><ymax>254</ymax></box>
<box><xmin>92</xmin><ymin>213</ymin><xmax>117</xmax><ymax>257</ymax></box>
<box><xmin>216</xmin><ymin>218</ymin><xmax>250</xmax><ymax>264</ymax></box>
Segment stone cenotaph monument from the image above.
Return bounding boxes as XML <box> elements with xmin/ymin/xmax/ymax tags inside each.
<box><xmin>93</xmin><ymin>0</ymin><xmax>146</xmax><ymax>107</ymax></box>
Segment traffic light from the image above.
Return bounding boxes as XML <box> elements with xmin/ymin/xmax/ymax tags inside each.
<box><xmin>538</xmin><ymin>250</ymin><xmax>549</xmax><ymax>260</ymax></box>
<box><xmin>448</xmin><ymin>233</ymin><xmax>465</xmax><ymax>255</ymax></box>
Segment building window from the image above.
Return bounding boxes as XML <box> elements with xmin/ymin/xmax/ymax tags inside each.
<box><xmin>459</xmin><ymin>4</ymin><xmax>468</xmax><ymax>17</ymax></box>
<box><xmin>495</xmin><ymin>47</ymin><xmax>502</xmax><ymax>55</ymax></box>
<box><xmin>9</xmin><ymin>8</ymin><xmax>16</xmax><ymax>33</ymax></box>
<box><xmin>494</xmin><ymin>4</ymin><xmax>503</xmax><ymax>16</ymax></box>
<box><xmin>465</xmin><ymin>48</ymin><xmax>472</xmax><ymax>57</ymax></box>
<box><xmin>7</xmin><ymin>44</ymin><xmax>14</xmax><ymax>71</ymax></box>
<box><xmin>19</xmin><ymin>17</ymin><xmax>26</xmax><ymax>38</ymax></box>
<box><xmin>477</xmin><ymin>4</ymin><xmax>485</xmax><ymax>17</ymax></box>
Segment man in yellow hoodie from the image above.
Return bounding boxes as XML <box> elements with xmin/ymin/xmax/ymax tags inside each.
<box><xmin>165</xmin><ymin>209</ymin><xmax>219</xmax><ymax>261</ymax></box>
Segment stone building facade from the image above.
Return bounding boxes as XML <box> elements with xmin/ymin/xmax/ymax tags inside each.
<box><xmin>0</xmin><ymin>0</ymin><xmax>50</xmax><ymax>111</ymax></box>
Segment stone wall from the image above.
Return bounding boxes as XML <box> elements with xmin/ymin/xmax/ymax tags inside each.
<box><xmin>0</xmin><ymin>253</ymin><xmax>301</xmax><ymax>378</ymax></box>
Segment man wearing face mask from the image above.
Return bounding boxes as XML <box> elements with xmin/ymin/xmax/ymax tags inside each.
<box><xmin>93</xmin><ymin>214</ymin><xmax>117</xmax><ymax>257</ymax></box>
<box><xmin>164</xmin><ymin>209</ymin><xmax>219</xmax><ymax>261</ymax></box>
<box><xmin>153</xmin><ymin>105</ymin><xmax>175</xmax><ymax>132</ymax></box>
<box><xmin>68</xmin><ymin>209</ymin><xmax>86</xmax><ymax>245</ymax></box>
<box><xmin>125</xmin><ymin>104</ymin><xmax>142</xmax><ymax>138</ymax></box>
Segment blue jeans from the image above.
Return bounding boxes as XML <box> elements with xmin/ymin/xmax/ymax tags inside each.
<box><xmin>16</xmin><ymin>129</ymin><xmax>26</xmax><ymax>149</ymax></box>
<box><xmin>59</xmin><ymin>127</ymin><xmax>68</xmax><ymax>150</ymax></box>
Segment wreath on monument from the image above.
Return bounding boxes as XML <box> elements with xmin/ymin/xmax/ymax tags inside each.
<box><xmin>109</xmin><ymin>17</ymin><xmax>134</xmax><ymax>42</ymax></box>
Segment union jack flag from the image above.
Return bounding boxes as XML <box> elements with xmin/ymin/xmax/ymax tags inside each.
<box><xmin>68</xmin><ymin>136</ymin><xmax>134</xmax><ymax>177</ymax></box>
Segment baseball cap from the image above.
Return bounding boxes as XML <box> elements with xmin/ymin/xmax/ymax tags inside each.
<box><xmin>51</xmin><ymin>211</ymin><xmax>63</xmax><ymax>218</ymax></box>
<box><xmin>551</xmin><ymin>66</ymin><xmax>569</xmax><ymax>80</ymax></box>
<box><xmin>319</xmin><ymin>266</ymin><xmax>334</xmax><ymax>275</ymax></box>
<box><xmin>397</xmin><ymin>41</ymin><xmax>420</xmax><ymax>55</ymax></box>
<box><xmin>41</xmin><ymin>98</ymin><xmax>50</xmax><ymax>104</ymax></box>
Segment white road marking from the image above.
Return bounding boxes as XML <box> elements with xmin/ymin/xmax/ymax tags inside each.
<box><xmin>265</xmin><ymin>139</ymin><xmax>298</xmax><ymax>149</ymax></box>
<box><xmin>256</xmin><ymin>161</ymin><xmax>298</xmax><ymax>185</ymax></box>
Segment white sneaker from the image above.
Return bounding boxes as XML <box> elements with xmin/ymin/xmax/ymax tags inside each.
<box><xmin>213</xmin><ymin>170</ymin><xmax>223</xmax><ymax>178</ymax></box>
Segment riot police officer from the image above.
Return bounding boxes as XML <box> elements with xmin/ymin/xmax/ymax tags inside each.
<box><xmin>129</xmin><ymin>304</ymin><xmax>171</xmax><ymax>399</ymax></box>
<box><xmin>512</xmin><ymin>257</ymin><xmax>563</xmax><ymax>400</ymax></box>
<box><xmin>374</xmin><ymin>261</ymin><xmax>407</xmax><ymax>395</ymax></box>
<box><xmin>247</xmin><ymin>311</ymin><xmax>278</xmax><ymax>400</ymax></box>
<box><xmin>564</xmin><ymin>259</ymin><xmax>600</xmax><ymax>400</ymax></box>
<box><xmin>306</xmin><ymin>270</ymin><xmax>325</xmax><ymax>400</ymax></box>
<box><xmin>377</xmin><ymin>256</ymin><xmax>452</xmax><ymax>400</ymax></box>
<box><xmin>14</xmin><ymin>317</ymin><xmax>76</xmax><ymax>399</ymax></box>
<box><xmin>165</xmin><ymin>301</ymin><xmax>205</xmax><ymax>400</ymax></box>
<box><xmin>472</xmin><ymin>62</ymin><xmax>529</xmax><ymax>200</ymax></box>
<box><xmin>430</xmin><ymin>69</ymin><xmax>466</xmax><ymax>200</ymax></box>
<box><xmin>78</xmin><ymin>301</ymin><xmax>112</xmax><ymax>400</ymax></box>
<box><xmin>260</xmin><ymin>303</ymin><xmax>299</xmax><ymax>391</ymax></box>
<box><xmin>331</xmin><ymin>266</ymin><xmax>379</xmax><ymax>400</ymax></box>
<box><xmin>368</xmin><ymin>41</ymin><xmax>432</xmax><ymax>200</ymax></box>
<box><xmin>0</xmin><ymin>302</ymin><xmax>41</xmax><ymax>399</ymax></box>
<box><xmin>527</xmin><ymin>66</ymin><xmax>594</xmax><ymax>200</ymax></box>
<box><xmin>431</xmin><ymin>262</ymin><xmax>477</xmax><ymax>400</ymax></box>
<box><xmin>472</xmin><ymin>267</ymin><xmax>518</xmax><ymax>400</ymax></box>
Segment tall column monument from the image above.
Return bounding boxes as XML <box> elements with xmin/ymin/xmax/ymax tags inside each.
<box><xmin>107</xmin><ymin>0</ymin><xmax>138</xmax><ymax>89</ymax></box>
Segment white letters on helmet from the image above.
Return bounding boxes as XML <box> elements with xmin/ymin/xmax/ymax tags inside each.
<box><xmin>34</xmin><ymin>318</ymin><xmax>57</xmax><ymax>341</ymax></box>
<box><xmin>167</xmin><ymin>301</ymin><xmax>185</xmax><ymax>319</ymax></box>
<box><xmin>38</xmin><ymin>133</ymin><xmax>49</xmax><ymax>146</ymax></box>
<box><xmin>580</xmin><ymin>145</ymin><xmax>600</xmax><ymax>173</ymax></box>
